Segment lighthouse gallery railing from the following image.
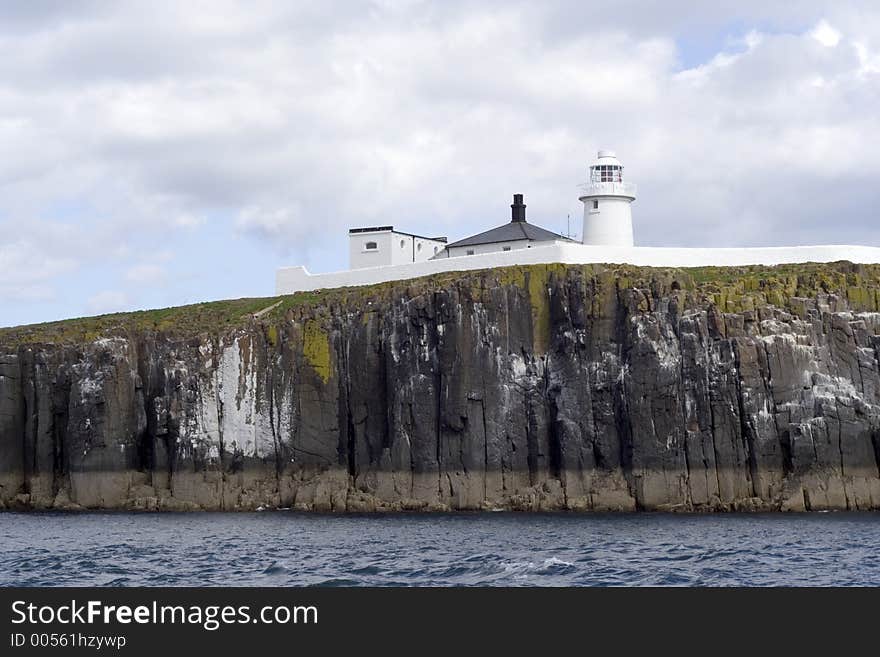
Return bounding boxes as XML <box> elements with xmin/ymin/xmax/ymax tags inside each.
<box><xmin>577</xmin><ymin>181</ymin><xmax>637</xmax><ymax>198</ymax></box>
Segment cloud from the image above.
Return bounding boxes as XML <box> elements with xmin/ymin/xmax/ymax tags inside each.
<box><xmin>0</xmin><ymin>236</ymin><xmax>77</xmax><ymax>303</ymax></box>
<box><xmin>235</xmin><ymin>204</ymin><xmax>304</xmax><ymax>243</ymax></box>
<box><xmin>86</xmin><ymin>290</ymin><xmax>128</xmax><ymax>315</ymax></box>
<box><xmin>0</xmin><ymin>283</ymin><xmax>57</xmax><ymax>304</ymax></box>
<box><xmin>124</xmin><ymin>263</ymin><xmax>167</xmax><ymax>284</ymax></box>
<box><xmin>811</xmin><ymin>20</ymin><xmax>842</xmax><ymax>47</ymax></box>
<box><xmin>1</xmin><ymin>2</ymin><xmax>880</xmax><ymax>325</ymax></box>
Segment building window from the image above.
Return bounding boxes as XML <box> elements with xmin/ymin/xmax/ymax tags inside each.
<box><xmin>502</xmin><ymin>246</ymin><xmax>511</xmax><ymax>252</ymax></box>
<box><xmin>433</xmin><ymin>246</ymin><xmax>438</xmax><ymax>254</ymax></box>
<box><xmin>417</xmin><ymin>243</ymin><xmax>422</xmax><ymax>252</ymax></box>
<box><xmin>400</xmin><ymin>239</ymin><xmax>406</xmax><ymax>248</ymax></box>
<box><xmin>365</xmin><ymin>241</ymin><xmax>377</xmax><ymax>250</ymax></box>
<box><xmin>466</xmin><ymin>249</ymin><xmax>474</xmax><ymax>256</ymax></box>
<box><xmin>592</xmin><ymin>200</ymin><xmax>599</xmax><ymax>210</ymax></box>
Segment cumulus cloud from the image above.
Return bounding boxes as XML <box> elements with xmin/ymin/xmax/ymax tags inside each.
<box><xmin>811</xmin><ymin>20</ymin><xmax>842</xmax><ymax>47</ymax></box>
<box><xmin>1</xmin><ymin>2</ymin><xmax>880</xmax><ymax>324</ymax></box>
<box><xmin>124</xmin><ymin>264</ymin><xmax>166</xmax><ymax>284</ymax></box>
<box><xmin>236</xmin><ymin>204</ymin><xmax>305</xmax><ymax>243</ymax></box>
<box><xmin>86</xmin><ymin>290</ymin><xmax>128</xmax><ymax>315</ymax></box>
<box><xmin>0</xmin><ymin>235</ymin><xmax>78</xmax><ymax>305</ymax></box>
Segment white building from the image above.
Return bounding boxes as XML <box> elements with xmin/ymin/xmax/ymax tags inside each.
<box><xmin>276</xmin><ymin>148</ymin><xmax>880</xmax><ymax>295</ymax></box>
<box><xmin>434</xmin><ymin>194</ymin><xmax>572</xmax><ymax>258</ymax></box>
<box><xmin>348</xmin><ymin>226</ymin><xmax>447</xmax><ymax>269</ymax></box>
<box><xmin>579</xmin><ymin>150</ymin><xmax>637</xmax><ymax>247</ymax></box>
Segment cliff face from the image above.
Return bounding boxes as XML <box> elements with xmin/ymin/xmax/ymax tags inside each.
<box><xmin>3</xmin><ymin>262</ymin><xmax>880</xmax><ymax>512</ymax></box>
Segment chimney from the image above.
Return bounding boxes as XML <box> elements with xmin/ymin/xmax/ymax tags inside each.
<box><xmin>511</xmin><ymin>194</ymin><xmax>526</xmax><ymax>223</ymax></box>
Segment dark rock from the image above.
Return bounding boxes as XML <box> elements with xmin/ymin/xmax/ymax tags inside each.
<box><xmin>3</xmin><ymin>262</ymin><xmax>880</xmax><ymax>511</ymax></box>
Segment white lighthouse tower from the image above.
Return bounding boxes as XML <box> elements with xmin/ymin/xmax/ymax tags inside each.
<box><xmin>579</xmin><ymin>150</ymin><xmax>637</xmax><ymax>247</ymax></box>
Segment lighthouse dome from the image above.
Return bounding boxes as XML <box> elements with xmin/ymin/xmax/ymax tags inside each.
<box><xmin>591</xmin><ymin>150</ymin><xmax>622</xmax><ymax>167</ymax></box>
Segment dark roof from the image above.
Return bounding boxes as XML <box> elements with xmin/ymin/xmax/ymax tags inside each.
<box><xmin>349</xmin><ymin>226</ymin><xmax>394</xmax><ymax>234</ymax></box>
<box><xmin>444</xmin><ymin>221</ymin><xmax>569</xmax><ymax>249</ymax></box>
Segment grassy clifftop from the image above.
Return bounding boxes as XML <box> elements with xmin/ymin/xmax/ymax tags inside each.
<box><xmin>3</xmin><ymin>261</ymin><xmax>880</xmax><ymax>347</ymax></box>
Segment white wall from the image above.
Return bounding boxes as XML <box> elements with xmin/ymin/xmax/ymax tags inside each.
<box><xmin>278</xmin><ymin>242</ymin><xmax>880</xmax><ymax>294</ymax></box>
<box><xmin>349</xmin><ymin>230</ymin><xmax>446</xmax><ymax>269</ymax></box>
<box><xmin>409</xmin><ymin>234</ymin><xmax>446</xmax><ymax>263</ymax></box>
<box><xmin>581</xmin><ymin>196</ymin><xmax>634</xmax><ymax>247</ymax></box>
<box><xmin>349</xmin><ymin>230</ymin><xmax>393</xmax><ymax>269</ymax></box>
<box><xmin>442</xmin><ymin>238</ymin><xmax>562</xmax><ymax>259</ymax></box>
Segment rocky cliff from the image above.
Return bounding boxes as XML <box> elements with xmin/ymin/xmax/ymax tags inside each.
<box><xmin>3</xmin><ymin>262</ymin><xmax>880</xmax><ymax>512</ymax></box>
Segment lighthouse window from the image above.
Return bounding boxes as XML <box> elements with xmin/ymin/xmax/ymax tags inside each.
<box><xmin>593</xmin><ymin>200</ymin><xmax>599</xmax><ymax>210</ymax></box>
<box><xmin>365</xmin><ymin>241</ymin><xmax>378</xmax><ymax>250</ymax></box>
<box><xmin>594</xmin><ymin>165</ymin><xmax>622</xmax><ymax>183</ymax></box>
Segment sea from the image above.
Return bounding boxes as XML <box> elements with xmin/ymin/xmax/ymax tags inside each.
<box><xmin>2</xmin><ymin>512</ymin><xmax>879</xmax><ymax>587</ymax></box>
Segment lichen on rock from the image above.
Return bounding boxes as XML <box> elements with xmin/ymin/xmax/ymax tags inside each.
<box><xmin>302</xmin><ymin>319</ymin><xmax>331</xmax><ymax>383</ymax></box>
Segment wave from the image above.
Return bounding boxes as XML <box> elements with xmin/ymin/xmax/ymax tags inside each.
<box><xmin>3</xmin><ymin>512</ymin><xmax>879</xmax><ymax>586</ymax></box>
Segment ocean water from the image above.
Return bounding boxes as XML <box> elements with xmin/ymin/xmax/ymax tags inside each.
<box><xmin>1</xmin><ymin>512</ymin><xmax>879</xmax><ymax>587</ymax></box>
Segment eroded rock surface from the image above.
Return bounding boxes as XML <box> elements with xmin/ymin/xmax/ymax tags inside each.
<box><xmin>2</xmin><ymin>262</ymin><xmax>880</xmax><ymax>511</ymax></box>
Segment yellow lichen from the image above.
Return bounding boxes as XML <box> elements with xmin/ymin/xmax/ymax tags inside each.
<box><xmin>846</xmin><ymin>285</ymin><xmax>875</xmax><ymax>311</ymax></box>
<box><xmin>495</xmin><ymin>266</ymin><xmax>527</xmax><ymax>288</ymax></box>
<box><xmin>302</xmin><ymin>319</ymin><xmax>331</xmax><ymax>383</ymax></box>
<box><xmin>527</xmin><ymin>266</ymin><xmax>551</xmax><ymax>355</ymax></box>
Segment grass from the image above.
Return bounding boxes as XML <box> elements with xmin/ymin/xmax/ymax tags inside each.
<box><xmin>3</xmin><ymin>261</ymin><xmax>880</xmax><ymax>348</ymax></box>
<box><xmin>0</xmin><ymin>297</ymin><xmax>279</xmax><ymax>347</ymax></box>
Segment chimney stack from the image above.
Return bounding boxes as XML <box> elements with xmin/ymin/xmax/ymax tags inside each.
<box><xmin>511</xmin><ymin>194</ymin><xmax>526</xmax><ymax>223</ymax></box>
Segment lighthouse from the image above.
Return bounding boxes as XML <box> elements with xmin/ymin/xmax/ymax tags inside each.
<box><xmin>579</xmin><ymin>150</ymin><xmax>637</xmax><ymax>247</ymax></box>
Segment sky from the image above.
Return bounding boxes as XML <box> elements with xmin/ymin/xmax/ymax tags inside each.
<box><xmin>2</xmin><ymin>1</ymin><xmax>879</xmax><ymax>327</ymax></box>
